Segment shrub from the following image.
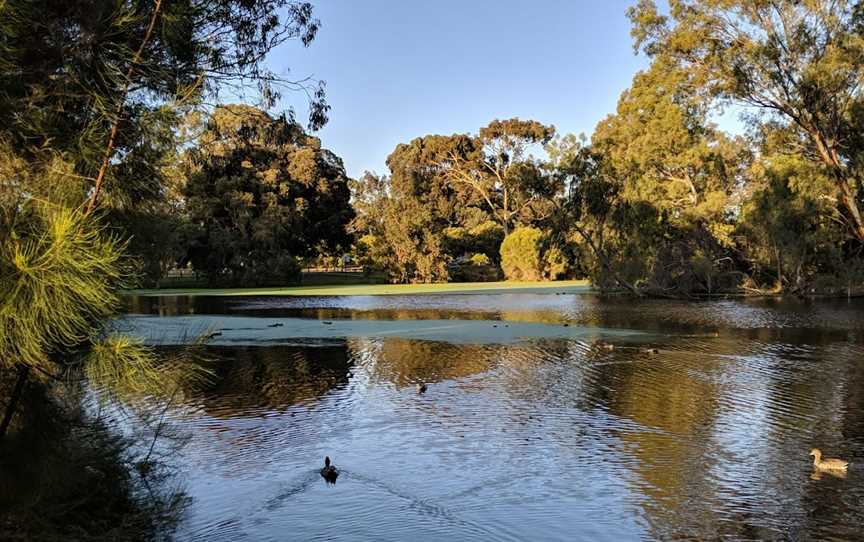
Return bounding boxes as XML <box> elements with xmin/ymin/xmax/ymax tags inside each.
<box><xmin>469</xmin><ymin>253</ymin><xmax>491</xmax><ymax>266</ymax></box>
<box><xmin>500</xmin><ymin>227</ymin><xmax>544</xmax><ymax>280</ymax></box>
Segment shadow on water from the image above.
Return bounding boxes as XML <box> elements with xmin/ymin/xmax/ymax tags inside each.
<box><xmin>173</xmin><ymin>343</ymin><xmax>353</xmax><ymax>417</ymax></box>
<box><xmin>116</xmin><ymin>294</ymin><xmax>864</xmax><ymax>540</ymax></box>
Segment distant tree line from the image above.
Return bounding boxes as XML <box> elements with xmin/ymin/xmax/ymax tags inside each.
<box><xmin>349</xmin><ymin>0</ymin><xmax>864</xmax><ymax>296</ymax></box>
<box><xmin>7</xmin><ymin>0</ymin><xmax>864</xmax><ymax>298</ymax></box>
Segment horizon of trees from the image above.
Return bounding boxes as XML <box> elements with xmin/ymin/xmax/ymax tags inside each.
<box><xmin>345</xmin><ymin>0</ymin><xmax>864</xmax><ymax>296</ymax></box>
<box><xmin>111</xmin><ymin>0</ymin><xmax>864</xmax><ymax>298</ymax></box>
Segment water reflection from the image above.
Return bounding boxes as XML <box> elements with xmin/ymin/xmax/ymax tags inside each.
<box><xmin>175</xmin><ymin>343</ymin><xmax>352</xmax><ymax>417</ymax></box>
<box><xmin>123</xmin><ymin>295</ymin><xmax>864</xmax><ymax>541</ymax></box>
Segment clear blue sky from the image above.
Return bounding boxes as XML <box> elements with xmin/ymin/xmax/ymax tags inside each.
<box><xmin>269</xmin><ymin>0</ymin><xmax>649</xmax><ymax>178</ymax></box>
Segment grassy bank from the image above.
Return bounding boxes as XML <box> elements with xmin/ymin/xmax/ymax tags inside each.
<box><xmin>126</xmin><ymin>280</ymin><xmax>592</xmax><ymax>297</ymax></box>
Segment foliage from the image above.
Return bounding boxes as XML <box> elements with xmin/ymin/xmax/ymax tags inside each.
<box><xmin>0</xmin><ymin>0</ymin><xmax>328</xmax><ymax>161</ymax></box>
<box><xmin>0</xmin><ymin>0</ymin><xmax>330</xmax><ymax>285</ymax></box>
<box><xmin>470</xmin><ymin>253</ymin><xmax>491</xmax><ymax>266</ymax></box>
<box><xmin>555</xmin><ymin>56</ymin><xmax>747</xmax><ymax>295</ymax></box>
<box><xmin>0</xmin><ymin>375</ymin><xmax>190</xmax><ymax>541</ymax></box>
<box><xmin>543</xmin><ymin>246</ymin><xmax>570</xmax><ymax>280</ymax></box>
<box><xmin>736</xmin><ymin>147</ymin><xmax>858</xmax><ymax>292</ymax></box>
<box><xmin>439</xmin><ymin>118</ymin><xmax>561</xmax><ymax>235</ymax></box>
<box><xmin>629</xmin><ymin>0</ymin><xmax>864</xmax><ymax>242</ymax></box>
<box><xmin>350</xmin><ymin>120</ymin><xmax>563</xmax><ymax>283</ymax></box>
<box><xmin>0</xmin><ymin>202</ymin><xmax>127</xmax><ymax>372</ymax></box>
<box><xmin>184</xmin><ymin>105</ymin><xmax>353</xmax><ymax>286</ymax></box>
<box><xmin>85</xmin><ymin>335</ymin><xmax>212</xmax><ymax>401</ymax></box>
<box><xmin>448</xmin><ymin>253</ymin><xmax>500</xmax><ymax>282</ymax></box>
<box><xmin>350</xmin><ymin>168</ymin><xmax>453</xmax><ymax>283</ymax></box>
<box><xmin>500</xmin><ymin>227</ymin><xmax>545</xmax><ymax>281</ymax></box>
<box><xmin>442</xmin><ymin>221</ymin><xmax>506</xmax><ymax>264</ymax></box>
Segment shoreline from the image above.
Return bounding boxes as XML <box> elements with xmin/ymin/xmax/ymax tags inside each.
<box><xmin>125</xmin><ymin>280</ymin><xmax>593</xmax><ymax>297</ymax></box>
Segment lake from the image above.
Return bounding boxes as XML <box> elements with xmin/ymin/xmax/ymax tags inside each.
<box><xmin>120</xmin><ymin>292</ymin><xmax>864</xmax><ymax>541</ymax></box>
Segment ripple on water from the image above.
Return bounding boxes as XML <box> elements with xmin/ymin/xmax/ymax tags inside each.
<box><xmin>108</xmin><ymin>294</ymin><xmax>864</xmax><ymax>541</ymax></box>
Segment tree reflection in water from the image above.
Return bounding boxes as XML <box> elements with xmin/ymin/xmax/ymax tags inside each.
<box><xmin>115</xmin><ymin>296</ymin><xmax>864</xmax><ymax>541</ymax></box>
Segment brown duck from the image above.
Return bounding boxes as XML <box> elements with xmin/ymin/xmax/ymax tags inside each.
<box><xmin>809</xmin><ymin>448</ymin><xmax>849</xmax><ymax>472</ymax></box>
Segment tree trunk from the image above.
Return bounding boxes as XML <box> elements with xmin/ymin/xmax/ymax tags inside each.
<box><xmin>0</xmin><ymin>365</ymin><xmax>30</xmax><ymax>439</ymax></box>
<box><xmin>85</xmin><ymin>0</ymin><xmax>164</xmax><ymax>214</ymax></box>
<box><xmin>811</xmin><ymin>132</ymin><xmax>864</xmax><ymax>242</ymax></box>
<box><xmin>573</xmin><ymin>223</ymin><xmax>642</xmax><ymax>297</ymax></box>
<box><xmin>837</xmin><ymin>180</ymin><xmax>864</xmax><ymax>242</ymax></box>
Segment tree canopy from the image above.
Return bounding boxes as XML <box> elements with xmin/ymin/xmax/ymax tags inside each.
<box><xmin>184</xmin><ymin>105</ymin><xmax>353</xmax><ymax>285</ymax></box>
<box><xmin>629</xmin><ymin>0</ymin><xmax>864</xmax><ymax>242</ymax></box>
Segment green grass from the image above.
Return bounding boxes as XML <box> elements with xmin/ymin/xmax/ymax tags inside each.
<box><xmin>126</xmin><ymin>280</ymin><xmax>592</xmax><ymax>297</ymax></box>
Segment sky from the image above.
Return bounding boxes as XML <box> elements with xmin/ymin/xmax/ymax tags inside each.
<box><xmin>268</xmin><ymin>0</ymin><xmax>650</xmax><ymax>179</ymax></box>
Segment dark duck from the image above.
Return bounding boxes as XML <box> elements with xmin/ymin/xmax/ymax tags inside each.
<box><xmin>320</xmin><ymin>456</ymin><xmax>339</xmax><ymax>483</ymax></box>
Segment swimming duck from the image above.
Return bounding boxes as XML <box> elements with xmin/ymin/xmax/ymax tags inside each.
<box><xmin>320</xmin><ymin>456</ymin><xmax>339</xmax><ymax>482</ymax></box>
<box><xmin>416</xmin><ymin>382</ymin><xmax>427</xmax><ymax>394</ymax></box>
<box><xmin>267</xmin><ymin>323</ymin><xmax>284</xmax><ymax>328</ymax></box>
<box><xmin>595</xmin><ymin>341</ymin><xmax>615</xmax><ymax>351</ymax></box>
<box><xmin>810</xmin><ymin>448</ymin><xmax>849</xmax><ymax>472</ymax></box>
<box><xmin>640</xmin><ymin>347</ymin><xmax>659</xmax><ymax>354</ymax></box>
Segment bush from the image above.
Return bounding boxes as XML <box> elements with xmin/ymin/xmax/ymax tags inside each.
<box><xmin>469</xmin><ymin>253</ymin><xmax>491</xmax><ymax>266</ymax></box>
<box><xmin>500</xmin><ymin>227</ymin><xmax>544</xmax><ymax>280</ymax></box>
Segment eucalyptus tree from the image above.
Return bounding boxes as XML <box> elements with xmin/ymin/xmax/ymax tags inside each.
<box><xmin>184</xmin><ymin>105</ymin><xmax>353</xmax><ymax>285</ymax></box>
<box><xmin>438</xmin><ymin>118</ymin><xmax>560</xmax><ymax>235</ymax></box>
<box><xmin>558</xmin><ymin>58</ymin><xmax>748</xmax><ymax>295</ymax></box>
<box><xmin>0</xmin><ymin>0</ymin><xmax>329</xmax><ymax>167</ymax></box>
<box><xmin>373</xmin><ymin>134</ymin><xmax>490</xmax><ymax>282</ymax></box>
<box><xmin>629</xmin><ymin>0</ymin><xmax>864</xmax><ymax>242</ymax></box>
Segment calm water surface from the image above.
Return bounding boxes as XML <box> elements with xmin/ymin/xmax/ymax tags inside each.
<box><xmin>121</xmin><ymin>293</ymin><xmax>864</xmax><ymax>541</ymax></box>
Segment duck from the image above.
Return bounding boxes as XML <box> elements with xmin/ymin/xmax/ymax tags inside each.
<box><xmin>267</xmin><ymin>323</ymin><xmax>284</xmax><ymax>328</ymax></box>
<box><xmin>809</xmin><ymin>448</ymin><xmax>849</xmax><ymax>472</ymax></box>
<box><xmin>640</xmin><ymin>347</ymin><xmax>659</xmax><ymax>355</ymax></box>
<box><xmin>322</xmin><ymin>321</ymin><xmax>333</xmax><ymax>325</ymax></box>
<box><xmin>595</xmin><ymin>341</ymin><xmax>615</xmax><ymax>351</ymax></box>
<box><xmin>416</xmin><ymin>382</ymin><xmax>427</xmax><ymax>394</ymax></box>
<box><xmin>135</xmin><ymin>459</ymin><xmax>153</xmax><ymax>478</ymax></box>
<box><xmin>320</xmin><ymin>456</ymin><xmax>339</xmax><ymax>482</ymax></box>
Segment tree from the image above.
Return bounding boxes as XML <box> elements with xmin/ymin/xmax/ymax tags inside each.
<box><xmin>736</xmin><ymin>124</ymin><xmax>858</xmax><ymax>293</ymax></box>
<box><xmin>184</xmin><ymin>105</ymin><xmax>353</xmax><ymax>285</ymax></box>
<box><xmin>629</xmin><ymin>0</ymin><xmax>864</xmax><ymax>242</ymax></box>
<box><xmin>0</xmin><ymin>0</ymin><xmax>329</xmax><ymax>159</ymax></box>
<box><xmin>355</xmin><ymin>135</ymin><xmax>491</xmax><ymax>282</ymax></box>
<box><xmin>555</xmin><ymin>57</ymin><xmax>748</xmax><ymax>295</ymax></box>
<box><xmin>439</xmin><ymin>118</ymin><xmax>560</xmax><ymax>235</ymax></box>
<box><xmin>593</xmin><ymin>60</ymin><xmax>745</xmax><ymax>236</ymax></box>
<box><xmin>350</xmin><ymin>172</ymin><xmax>451</xmax><ymax>283</ymax></box>
<box><xmin>0</xmin><ymin>0</ymin><xmax>326</xmax><ymax>507</ymax></box>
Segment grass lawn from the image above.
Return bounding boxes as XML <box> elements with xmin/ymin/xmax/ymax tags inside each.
<box><xmin>126</xmin><ymin>279</ymin><xmax>592</xmax><ymax>297</ymax></box>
